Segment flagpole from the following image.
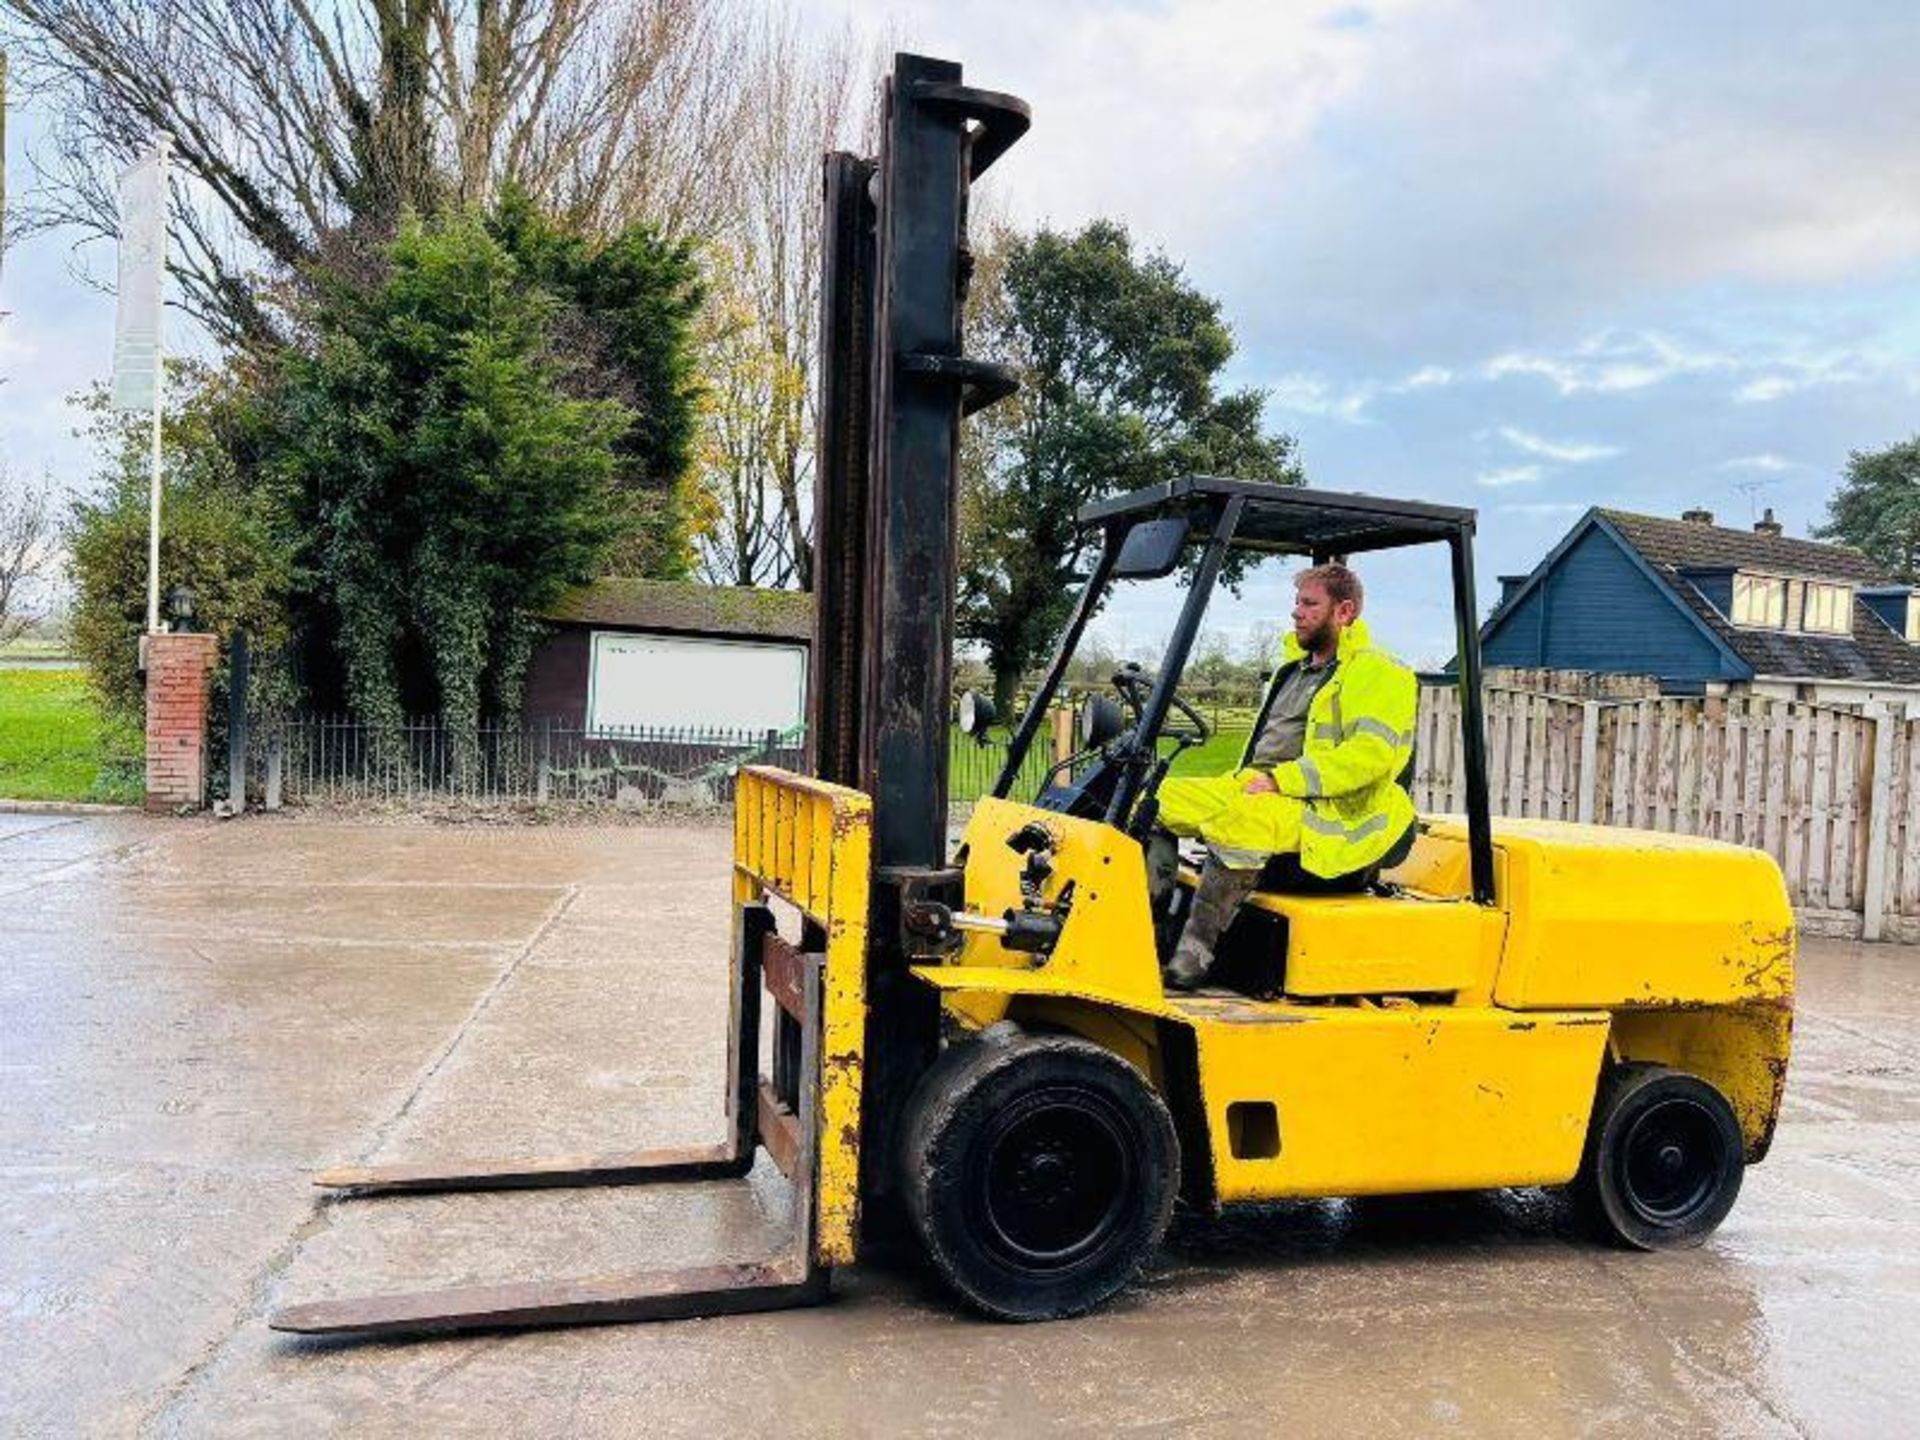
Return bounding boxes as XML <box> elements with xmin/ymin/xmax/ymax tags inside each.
<box><xmin>144</xmin><ymin>134</ymin><xmax>171</xmax><ymax>635</ymax></box>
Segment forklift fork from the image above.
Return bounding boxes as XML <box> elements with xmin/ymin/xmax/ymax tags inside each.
<box><xmin>270</xmin><ymin>770</ymin><xmax>871</xmax><ymax>1339</ymax></box>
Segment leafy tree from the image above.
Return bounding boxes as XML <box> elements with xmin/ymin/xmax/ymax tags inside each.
<box><xmin>488</xmin><ymin>188</ymin><xmax>706</xmax><ymax>578</ymax></box>
<box><xmin>67</xmin><ymin>363</ymin><xmax>297</xmax><ymax>718</ymax></box>
<box><xmin>959</xmin><ymin>220</ymin><xmax>1303</xmax><ymax>714</ymax></box>
<box><xmin>1818</xmin><ymin>436</ymin><xmax>1920</xmax><ymax>582</ymax></box>
<box><xmin>272</xmin><ymin>211</ymin><xmax>629</xmax><ymax>773</ymax></box>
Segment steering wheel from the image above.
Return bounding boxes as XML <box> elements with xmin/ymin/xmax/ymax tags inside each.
<box><xmin>1110</xmin><ymin>665</ymin><xmax>1211</xmax><ymax>745</ymax></box>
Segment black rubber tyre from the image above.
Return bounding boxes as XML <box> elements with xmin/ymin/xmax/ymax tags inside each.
<box><xmin>899</xmin><ymin>1027</ymin><xmax>1179</xmax><ymax>1321</ymax></box>
<box><xmin>1576</xmin><ymin>1063</ymin><xmax>1744</xmax><ymax>1251</ymax></box>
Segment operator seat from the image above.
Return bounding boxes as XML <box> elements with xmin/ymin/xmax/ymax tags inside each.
<box><xmin>1250</xmin><ymin>748</ymin><xmax>1419</xmax><ymax>896</ymax></box>
<box><xmin>1253</xmin><ymin>816</ymin><xmax>1417</xmax><ymax>895</ymax></box>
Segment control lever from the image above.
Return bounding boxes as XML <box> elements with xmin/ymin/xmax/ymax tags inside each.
<box><xmin>1007</xmin><ymin>821</ymin><xmax>1056</xmax><ymax>904</ymax></box>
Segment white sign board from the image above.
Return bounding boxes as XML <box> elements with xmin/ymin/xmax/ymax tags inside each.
<box><xmin>587</xmin><ymin>632</ymin><xmax>807</xmax><ymax>734</ymax></box>
<box><xmin>113</xmin><ymin>146</ymin><xmax>168</xmax><ymax>413</ymax></box>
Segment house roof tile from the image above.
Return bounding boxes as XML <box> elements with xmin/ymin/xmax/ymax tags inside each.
<box><xmin>1597</xmin><ymin>510</ymin><xmax>1920</xmax><ymax>685</ymax></box>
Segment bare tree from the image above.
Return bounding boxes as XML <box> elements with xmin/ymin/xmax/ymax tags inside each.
<box><xmin>694</xmin><ymin>268</ymin><xmax>792</xmax><ymax>588</ymax></box>
<box><xmin>2</xmin><ymin>48</ymin><xmax>11</xmax><ymax>293</ymax></box>
<box><xmin>0</xmin><ymin>462</ymin><xmax>55</xmax><ymax>646</ymax></box>
<box><xmin>693</xmin><ymin>9</ymin><xmax>871</xmax><ymax>589</ymax></box>
<box><xmin>2</xmin><ymin>0</ymin><xmax>744</xmax><ymax>345</ymax></box>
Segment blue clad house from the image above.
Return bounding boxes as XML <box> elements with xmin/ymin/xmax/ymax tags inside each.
<box><xmin>1480</xmin><ymin>506</ymin><xmax>1920</xmax><ymax>712</ymax></box>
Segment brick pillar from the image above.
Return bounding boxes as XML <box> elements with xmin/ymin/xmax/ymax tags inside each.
<box><xmin>144</xmin><ymin>632</ymin><xmax>219</xmax><ymax>812</ymax></box>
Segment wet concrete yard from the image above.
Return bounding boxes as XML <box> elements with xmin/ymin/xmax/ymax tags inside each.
<box><xmin>3</xmin><ymin>810</ymin><xmax>1917</xmax><ymax>1436</ymax></box>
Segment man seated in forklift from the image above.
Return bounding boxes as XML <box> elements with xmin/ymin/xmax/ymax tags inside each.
<box><xmin>1158</xmin><ymin>563</ymin><xmax>1418</xmax><ymax>991</ymax></box>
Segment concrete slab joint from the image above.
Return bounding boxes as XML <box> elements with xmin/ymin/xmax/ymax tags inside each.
<box><xmin>144</xmin><ymin>632</ymin><xmax>220</xmax><ymax>813</ymax></box>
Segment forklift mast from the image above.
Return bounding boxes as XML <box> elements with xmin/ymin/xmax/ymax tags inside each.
<box><xmin>268</xmin><ymin>55</ymin><xmax>1032</xmax><ymax>1340</ymax></box>
<box><xmin>807</xmin><ymin>55</ymin><xmax>1030</xmax><ymax>1234</ymax></box>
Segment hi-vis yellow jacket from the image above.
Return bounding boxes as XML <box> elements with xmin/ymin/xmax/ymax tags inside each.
<box><xmin>1243</xmin><ymin>617</ymin><xmax>1417</xmax><ymax>876</ymax></box>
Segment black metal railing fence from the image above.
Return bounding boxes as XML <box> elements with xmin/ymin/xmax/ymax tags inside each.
<box><xmin>240</xmin><ymin>716</ymin><xmax>805</xmax><ymax>807</ymax></box>
<box><xmin>221</xmin><ymin>708</ymin><xmax>1086</xmax><ymax>812</ymax></box>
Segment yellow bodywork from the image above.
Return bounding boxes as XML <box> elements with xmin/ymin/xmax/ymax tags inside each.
<box><xmin>724</xmin><ymin>774</ymin><xmax>1796</xmax><ymax>1254</ymax></box>
<box><xmin>915</xmin><ymin>796</ymin><xmax>1795</xmax><ymax>1209</ymax></box>
<box><xmin>732</xmin><ymin>768</ymin><xmax>871</xmax><ymax>1266</ymax></box>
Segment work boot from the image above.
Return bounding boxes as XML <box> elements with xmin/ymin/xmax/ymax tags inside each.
<box><xmin>1161</xmin><ymin>855</ymin><xmax>1263</xmax><ymax>992</ymax></box>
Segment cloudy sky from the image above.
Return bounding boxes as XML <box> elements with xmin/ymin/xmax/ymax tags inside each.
<box><xmin>5</xmin><ymin>0</ymin><xmax>1918</xmax><ymax>663</ymax></box>
<box><xmin>831</xmin><ymin>0</ymin><xmax>1920</xmax><ymax>662</ymax></box>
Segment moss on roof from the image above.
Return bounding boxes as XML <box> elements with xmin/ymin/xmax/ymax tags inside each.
<box><xmin>538</xmin><ymin>579</ymin><xmax>812</xmax><ymax>642</ymax></box>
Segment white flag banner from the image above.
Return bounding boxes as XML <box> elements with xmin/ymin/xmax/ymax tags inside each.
<box><xmin>112</xmin><ymin>145</ymin><xmax>168</xmax><ymax>413</ymax></box>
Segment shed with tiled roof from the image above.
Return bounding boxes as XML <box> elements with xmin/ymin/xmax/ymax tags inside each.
<box><xmin>526</xmin><ymin>579</ymin><xmax>813</xmax><ymax>732</ymax></box>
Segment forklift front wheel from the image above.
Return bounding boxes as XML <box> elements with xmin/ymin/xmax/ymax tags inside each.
<box><xmin>900</xmin><ymin>1029</ymin><xmax>1178</xmax><ymax>1321</ymax></box>
<box><xmin>1576</xmin><ymin>1063</ymin><xmax>1745</xmax><ymax>1250</ymax></box>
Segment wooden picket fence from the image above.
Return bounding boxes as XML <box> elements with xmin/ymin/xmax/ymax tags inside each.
<box><xmin>1413</xmin><ymin>685</ymin><xmax>1920</xmax><ymax>942</ymax></box>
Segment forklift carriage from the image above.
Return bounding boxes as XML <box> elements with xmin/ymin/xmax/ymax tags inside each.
<box><xmin>271</xmin><ymin>53</ymin><xmax>1794</xmax><ymax>1340</ymax></box>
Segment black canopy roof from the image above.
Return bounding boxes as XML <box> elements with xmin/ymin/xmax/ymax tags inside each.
<box><xmin>1077</xmin><ymin>476</ymin><xmax>1475</xmax><ymax>557</ymax></box>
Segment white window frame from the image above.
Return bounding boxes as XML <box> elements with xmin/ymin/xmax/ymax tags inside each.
<box><xmin>1730</xmin><ymin>571</ymin><xmax>1852</xmax><ymax>635</ymax></box>
<box><xmin>1732</xmin><ymin>573</ymin><xmax>1786</xmax><ymax>628</ymax></box>
<box><xmin>1802</xmin><ymin>581</ymin><xmax>1852</xmax><ymax>636</ymax></box>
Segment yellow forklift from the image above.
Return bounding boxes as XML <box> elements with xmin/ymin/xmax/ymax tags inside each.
<box><xmin>271</xmin><ymin>53</ymin><xmax>1793</xmax><ymax>1339</ymax></box>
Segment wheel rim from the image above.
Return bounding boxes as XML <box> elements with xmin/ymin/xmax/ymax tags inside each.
<box><xmin>1618</xmin><ymin>1096</ymin><xmax>1726</xmax><ymax>1226</ymax></box>
<box><xmin>976</xmin><ymin>1086</ymin><xmax>1133</xmax><ymax>1271</ymax></box>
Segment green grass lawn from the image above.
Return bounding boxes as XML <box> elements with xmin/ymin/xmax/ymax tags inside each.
<box><xmin>949</xmin><ymin>724</ymin><xmax>1251</xmax><ymax>806</ymax></box>
<box><xmin>0</xmin><ymin>670</ymin><xmax>146</xmax><ymax>804</ymax></box>
<box><xmin>1166</xmin><ymin>727</ymin><xmax>1250</xmax><ymax>776</ymax></box>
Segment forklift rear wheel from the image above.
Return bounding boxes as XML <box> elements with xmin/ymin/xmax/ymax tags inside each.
<box><xmin>900</xmin><ymin>1029</ymin><xmax>1178</xmax><ymax>1321</ymax></box>
<box><xmin>1577</xmin><ymin>1064</ymin><xmax>1744</xmax><ymax>1250</ymax></box>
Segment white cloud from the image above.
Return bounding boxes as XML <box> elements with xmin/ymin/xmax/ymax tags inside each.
<box><xmin>1468</xmin><ymin>327</ymin><xmax>1902</xmax><ymax>409</ymax></box>
<box><xmin>1731</xmin><ymin>352</ymin><xmax>1876</xmax><ymax>404</ymax></box>
<box><xmin>1476</xmin><ymin>464</ymin><xmax>1543</xmax><ymax>488</ymax></box>
<box><xmin>1293</xmin><ymin>5</ymin><xmax>1920</xmax><ymax>307</ymax></box>
<box><xmin>1483</xmin><ymin>330</ymin><xmax>1734</xmax><ymax>395</ymax></box>
<box><xmin>854</xmin><ymin>0</ymin><xmax>1920</xmax><ymax>355</ymax></box>
<box><xmin>1719</xmin><ymin>453</ymin><xmax>1797</xmax><ymax>473</ymax></box>
<box><xmin>851</xmin><ymin>0</ymin><xmax>1423</xmax><ymax>259</ymax></box>
<box><xmin>1497</xmin><ymin>426</ymin><xmax>1620</xmax><ymax>463</ymax></box>
<box><xmin>1260</xmin><ymin>360</ymin><xmax>1466</xmax><ymax>422</ymax></box>
<box><xmin>1265</xmin><ymin>373</ymin><xmax>1374</xmax><ymax>423</ymax></box>
<box><xmin>1735</xmin><ymin>377</ymin><xmax>1795</xmax><ymax>403</ymax></box>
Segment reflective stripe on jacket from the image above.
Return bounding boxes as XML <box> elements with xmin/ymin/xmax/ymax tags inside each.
<box><xmin>1240</xmin><ymin>617</ymin><xmax>1416</xmax><ymax>877</ymax></box>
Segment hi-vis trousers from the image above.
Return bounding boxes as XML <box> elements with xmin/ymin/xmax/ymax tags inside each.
<box><xmin>1158</xmin><ymin>771</ymin><xmax>1304</xmax><ymax>870</ymax></box>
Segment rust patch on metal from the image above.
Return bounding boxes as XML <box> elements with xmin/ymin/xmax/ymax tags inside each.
<box><xmin>757</xmin><ymin>1081</ymin><xmax>803</xmax><ymax>1178</ymax></box>
<box><xmin>269</xmin><ymin>1256</ymin><xmax>825</xmax><ymax>1337</ymax></box>
<box><xmin>761</xmin><ymin>935</ymin><xmax>813</xmax><ymax>1022</ymax></box>
<box><xmin>1173</xmin><ymin>995</ymin><xmax>1307</xmax><ymax>1025</ymax></box>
